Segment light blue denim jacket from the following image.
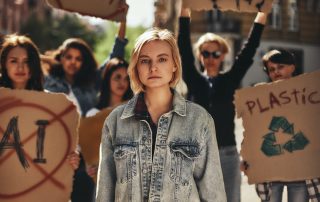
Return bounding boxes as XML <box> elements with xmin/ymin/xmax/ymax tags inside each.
<box><xmin>44</xmin><ymin>37</ymin><xmax>127</xmax><ymax>116</ymax></box>
<box><xmin>96</xmin><ymin>90</ymin><xmax>226</xmax><ymax>202</ymax></box>
<box><xmin>44</xmin><ymin>76</ymin><xmax>97</xmax><ymax>116</ymax></box>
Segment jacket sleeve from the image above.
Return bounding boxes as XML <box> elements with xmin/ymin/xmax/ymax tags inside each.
<box><xmin>109</xmin><ymin>37</ymin><xmax>128</xmax><ymax>59</ymax></box>
<box><xmin>99</xmin><ymin>37</ymin><xmax>128</xmax><ymax>70</ymax></box>
<box><xmin>194</xmin><ymin>113</ymin><xmax>227</xmax><ymax>202</ymax></box>
<box><xmin>178</xmin><ymin>17</ymin><xmax>205</xmax><ymax>93</ymax></box>
<box><xmin>96</xmin><ymin>117</ymin><xmax>116</xmax><ymax>201</ymax></box>
<box><xmin>228</xmin><ymin>22</ymin><xmax>265</xmax><ymax>83</ymax></box>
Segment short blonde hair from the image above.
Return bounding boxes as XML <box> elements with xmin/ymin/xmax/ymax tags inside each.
<box><xmin>128</xmin><ymin>28</ymin><xmax>182</xmax><ymax>94</ymax></box>
<box><xmin>194</xmin><ymin>33</ymin><xmax>230</xmax><ymax>60</ymax></box>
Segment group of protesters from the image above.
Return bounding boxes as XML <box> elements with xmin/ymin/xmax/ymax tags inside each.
<box><xmin>0</xmin><ymin>1</ymin><xmax>319</xmax><ymax>202</ymax></box>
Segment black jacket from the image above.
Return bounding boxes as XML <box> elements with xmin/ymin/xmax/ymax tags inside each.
<box><xmin>178</xmin><ymin>17</ymin><xmax>264</xmax><ymax>147</ymax></box>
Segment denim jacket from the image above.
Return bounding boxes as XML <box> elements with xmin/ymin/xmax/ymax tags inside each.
<box><xmin>96</xmin><ymin>90</ymin><xmax>226</xmax><ymax>202</ymax></box>
<box><xmin>44</xmin><ymin>75</ymin><xmax>97</xmax><ymax>116</ymax></box>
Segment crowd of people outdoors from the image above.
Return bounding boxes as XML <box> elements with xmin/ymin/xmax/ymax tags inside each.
<box><xmin>0</xmin><ymin>2</ymin><xmax>319</xmax><ymax>202</ymax></box>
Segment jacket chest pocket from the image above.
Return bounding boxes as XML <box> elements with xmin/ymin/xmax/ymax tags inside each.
<box><xmin>169</xmin><ymin>143</ymin><xmax>200</xmax><ymax>185</ymax></box>
<box><xmin>113</xmin><ymin>145</ymin><xmax>137</xmax><ymax>184</ymax></box>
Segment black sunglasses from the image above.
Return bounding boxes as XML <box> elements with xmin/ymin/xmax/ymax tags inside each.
<box><xmin>201</xmin><ymin>50</ymin><xmax>222</xmax><ymax>59</ymax></box>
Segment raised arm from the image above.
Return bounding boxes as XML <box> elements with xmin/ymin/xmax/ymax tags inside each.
<box><xmin>99</xmin><ymin>2</ymin><xmax>129</xmax><ymax>69</ymax></box>
<box><xmin>178</xmin><ymin>8</ymin><xmax>205</xmax><ymax>94</ymax></box>
<box><xmin>95</xmin><ymin>3</ymin><xmax>129</xmax><ymax>90</ymax></box>
<box><xmin>108</xmin><ymin>2</ymin><xmax>129</xmax><ymax>60</ymax></box>
<box><xmin>228</xmin><ymin>12</ymin><xmax>267</xmax><ymax>82</ymax></box>
<box><xmin>117</xmin><ymin>14</ymin><xmax>126</xmax><ymax>41</ymax></box>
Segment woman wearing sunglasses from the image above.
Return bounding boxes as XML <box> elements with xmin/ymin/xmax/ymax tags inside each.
<box><xmin>178</xmin><ymin>7</ymin><xmax>267</xmax><ymax>202</ymax></box>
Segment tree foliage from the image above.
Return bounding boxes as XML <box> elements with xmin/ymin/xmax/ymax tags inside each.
<box><xmin>20</xmin><ymin>13</ymin><xmax>104</xmax><ymax>54</ymax></box>
<box><xmin>20</xmin><ymin>12</ymin><xmax>146</xmax><ymax>66</ymax></box>
<box><xmin>94</xmin><ymin>22</ymin><xmax>146</xmax><ymax>64</ymax></box>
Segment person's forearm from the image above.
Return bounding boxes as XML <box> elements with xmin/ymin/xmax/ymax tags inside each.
<box><xmin>118</xmin><ymin>21</ymin><xmax>126</xmax><ymax>41</ymax></box>
<box><xmin>254</xmin><ymin>12</ymin><xmax>267</xmax><ymax>25</ymax></box>
<box><xmin>180</xmin><ymin>7</ymin><xmax>191</xmax><ymax>18</ymax></box>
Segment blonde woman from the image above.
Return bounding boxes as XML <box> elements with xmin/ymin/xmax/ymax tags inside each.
<box><xmin>96</xmin><ymin>28</ymin><xmax>226</xmax><ymax>202</ymax></box>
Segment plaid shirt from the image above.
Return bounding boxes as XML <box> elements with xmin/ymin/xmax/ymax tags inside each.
<box><xmin>134</xmin><ymin>93</ymin><xmax>157</xmax><ymax>156</ymax></box>
<box><xmin>256</xmin><ymin>179</ymin><xmax>320</xmax><ymax>201</ymax></box>
<box><xmin>306</xmin><ymin>179</ymin><xmax>320</xmax><ymax>202</ymax></box>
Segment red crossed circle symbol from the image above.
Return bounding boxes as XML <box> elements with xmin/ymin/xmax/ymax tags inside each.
<box><xmin>0</xmin><ymin>97</ymin><xmax>75</xmax><ymax>198</ymax></box>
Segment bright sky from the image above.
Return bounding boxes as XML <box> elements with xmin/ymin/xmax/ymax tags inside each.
<box><xmin>126</xmin><ymin>0</ymin><xmax>155</xmax><ymax>27</ymax></box>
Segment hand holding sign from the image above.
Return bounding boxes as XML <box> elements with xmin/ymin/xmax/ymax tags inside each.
<box><xmin>234</xmin><ymin>70</ymin><xmax>320</xmax><ymax>184</ymax></box>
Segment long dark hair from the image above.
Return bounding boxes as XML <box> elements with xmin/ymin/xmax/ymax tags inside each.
<box><xmin>0</xmin><ymin>34</ymin><xmax>43</xmax><ymax>91</ymax></box>
<box><xmin>50</xmin><ymin>38</ymin><xmax>97</xmax><ymax>88</ymax></box>
<box><xmin>96</xmin><ymin>57</ymin><xmax>133</xmax><ymax>109</ymax></box>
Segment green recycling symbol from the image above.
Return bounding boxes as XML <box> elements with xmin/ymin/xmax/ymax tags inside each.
<box><xmin>261</xmin><ymin>116</ymin><xmax>309</xmax><ymax>157</ymax></box>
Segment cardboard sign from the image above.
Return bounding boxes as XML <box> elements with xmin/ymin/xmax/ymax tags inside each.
<box><xmin>182</xmin><ymin>0</ymin><xmax>273</xmax><ymax>13</ymax></box>
<box><xmin>234</xmin><ymin>70</ymin><xmax>320</xmax><ymax>184</ymax></box>
<box><xmin>0</xmin><ymin>88</ymin><xmax>79</xmax><ymax>202</ymax></box>
<box><xmin>46</xmin><ymin>0</ymin><xmax>126</xmax><ymax>22</ymax></box>
<box><xmin>78</xmin><ymin>107</ymin><xmax>113</xmax><ymax>181</ymax></box>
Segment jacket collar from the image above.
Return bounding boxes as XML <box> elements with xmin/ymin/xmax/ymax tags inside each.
<box><xmin>120</xmin><ymin>89</ymin><xmax>186</xmax><ymax>120</ymax></box>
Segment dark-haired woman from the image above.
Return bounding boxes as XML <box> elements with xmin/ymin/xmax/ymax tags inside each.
<box><xmin>86</xmin><ymin>57</ymin><xmax>132</xmax><ymax>117</ymax></box>
<box><xmin>0</xmin><ymin>33</ymin><xmax>80</xmax><ymax>179</ymax></box>
<box><xmin>44</xmin><ymin>38</ymin><xmax>98</xmax><ymax>116</ymax></box>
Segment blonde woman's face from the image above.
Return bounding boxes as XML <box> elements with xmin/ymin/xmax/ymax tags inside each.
<box><xmin>200</xmin><ymin>42</ymin><xmax>225</xmax><ymax>76</ymax></box>
<box><xmin>137</xmin><ymin>40</ymin><xmax>176</xmax><ymax>91</ymax></box>
<box><xmin>6</xmin><ymin>47</ymin><xmax>31</xmax><ymax>89</ymax></box>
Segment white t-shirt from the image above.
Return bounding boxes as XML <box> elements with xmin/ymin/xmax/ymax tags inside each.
<box><xmin>85</xmin><ymin>108</ymin><xmax>100</xmax><ymax>117</ymax></box>
<box><xmin>67</xmin><ymin>84</ymin><xmax>82</xmax><ymax>116</ymax></box>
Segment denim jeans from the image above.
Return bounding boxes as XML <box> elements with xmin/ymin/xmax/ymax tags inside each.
<box><xmin>264</xmin><ymin>181</ymin><xmax>308</xmax><ymax>202</ymax></box>
<box><xmin>219</xmin><ymin>146</ymin><xmax>241</xmax><ymax>202</ymax></box>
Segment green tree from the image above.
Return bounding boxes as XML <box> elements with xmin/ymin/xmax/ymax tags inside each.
<box><xmin>94</xmin><ymin>22</ymin><xmax>146</xmax><ymax>65</ymax></box>
<box><xmin>20</xmin><ymin>13</ymin><xmax>104</xmax><ymax>53</ymax></box>
<box><xmin>21</xmin><ymin>11</ymin><xmax>147</xmax><ymax>66</ymax></box>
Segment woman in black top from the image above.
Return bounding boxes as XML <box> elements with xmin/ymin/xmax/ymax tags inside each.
<box><xmin>178</xmin><ymin>8</ymin><xmax>266</xmax><ymax>202</ymax></box>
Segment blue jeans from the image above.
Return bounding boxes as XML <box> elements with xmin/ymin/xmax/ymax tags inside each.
<box><xmin>219</xmin><ymin>146</ymin><xmax>241</xmax><ymax>202</ymax></box>
<box><xmin>265</xmin><ymin>181</ymin><xmax>308</xmax><ymax>202</ymax></box>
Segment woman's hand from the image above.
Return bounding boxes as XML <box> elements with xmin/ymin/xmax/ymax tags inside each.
<box><xmin>254</xmin><ymin>12</ymin><xmax>267</xmax><ymax>25</ymax></box>
<box><xmin>180</xmin><ymin>7</ymin><xmax>191</xmax><ymax>18</ymax></box>
<box><xmin>117</xmin><ymin>0</ymin><xmax>129</xmax><ymax>40</ymax></box>
<box><xmin>240</xmin><ymin>160</ymin><xmax>249</xmax><ymax>176</ymax></box>
<box><xmin>67</xmin><ymin>151</ymin><xmax>80</xmax><ymax>170</ymax></box>
<box><xmin>86</xmin><ymin>164</ymin><xmax>98</xmax><ymax>178</ymax></box>
<box><xmin>117</xmin><ymin>0</ymin><xmax>129</xmax><ymax>18</ymax></box>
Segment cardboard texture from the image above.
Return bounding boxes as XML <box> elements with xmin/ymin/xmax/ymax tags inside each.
<box><xmin>182</xmin><ymin>0</ymin><xmax>273</xmax><ymax>13</ymax></box>
<box><xmin>46</xmin><ymin>0</ymin><xmax>126</xmax><ymax>22</ymax></box>
<box><xmin>0</xmin><ymin>88</ymin><xmax>79</xmax><ymax>202</ymax></box>
<box><xmin>78</xmin><ymin>107</ymin><xmax>113</xmax><ymax>181</ymax></box>
<box><xmin>234</xmin><ymin>70</ymin><xmax>320</xmax><ymax>184</ymax></box>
